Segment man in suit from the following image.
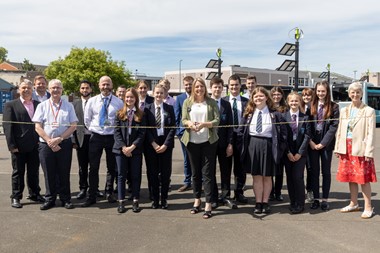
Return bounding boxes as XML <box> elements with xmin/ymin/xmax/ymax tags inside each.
<box><xmin>223</xmin><ymin>74</ymin><xmax>249</xmax><ymax>204</ymax></box>
<box><xmin>174</xmin><ymin>76</ymin><xmax>194</xmax><ymax>192</ymax></box>
<box><xmin>82</xmin><ymin>76</ymin><xmax>124</xmax><ymax>207</ymax></box>
<box><xmin>3</xmin><ymin>80</ymin><xmax>44</xmax><ymax>208</ymax></box>
<box><xmin>72</xmin><ymin>80</ymin><xmax>103</xmax><ymax>199</ymax></box>
<box><xmin>242</xmin><ymin>75</ymin><xmax>257</xmax><ymax>99</ymax></box>
<box><xmin>32</xmin><ymin>75</ymin><xmax>51</xmax><ymax>102</ymax></box>
<box><xmin>210</xmin><ymin>77</ymin><xmax>237</xmax><ymax>209</ymax></box>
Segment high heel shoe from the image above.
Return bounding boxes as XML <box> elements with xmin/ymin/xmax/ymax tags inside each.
<box><xmin>202</xmin><ymin>210</ymin><xmax>212</xmax><ymax>219</ymax></box>
<box><xmin>190</xmin><ymin>200</ymin><xmax>202</xmax><ymax>214</ymax></box>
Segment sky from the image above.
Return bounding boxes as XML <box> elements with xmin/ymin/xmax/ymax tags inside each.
<box><xmin>1</xmin><ymin>0</ymin><xmax>379</xmax><ymax>79</ymax></box>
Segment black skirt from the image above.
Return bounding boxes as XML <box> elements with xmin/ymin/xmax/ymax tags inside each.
<box><xmin>243</xmin><ymin>135</ymin><xmax>275</xmax><ymax>176</ymax></box>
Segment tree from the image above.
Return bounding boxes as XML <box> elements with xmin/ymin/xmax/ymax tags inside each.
<box><xmin>0</xmin><ymin>46</ymin><xmax>8</xmax><ymax>62</ymax></box>
<box><xmin>45</xmin><ymin>47</ymin><xmax>133</xmax><ymax>95</ymax></box>
<box><xmin>21</xmin><ymin>58</ymin><xmax>36</xmax><ymax>71</ymax></box>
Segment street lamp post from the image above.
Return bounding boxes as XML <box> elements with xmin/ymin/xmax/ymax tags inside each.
<box><xmin>216</xmin><ymin>48</ymin><xmax>222</xmax><ymax>78</ymax></box>
<box><xmin>294</xmin><ymin>28</ymin><xmax>301</xmax><ymax>91</ymax></box>
<box><xmin>327</xmin><ymin>63</ymin><xmax>331</xmax><ymax>84</ymax></box>
<box><xmin>179</xmin><ymin>59</ymin><xmax>182</xmax><ymax>92</ymax></box>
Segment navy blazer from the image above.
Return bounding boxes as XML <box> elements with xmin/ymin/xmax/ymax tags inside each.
<box><xmin>113</xmin><ymin>113</ymin><xmax>146</xmax><ymax>155</ymax></box>
<box><xmin>222</xmin><ymin>95</ymin><xmax>249</xmax><ymax>132</ymax></box>
<box><xmin>283</xmin><ymin>111</ymin><xmax>311</xmax><ymax>156</ymax></box>
<box><xmin>144</xmin><ymin>96</ymin><xmax>154</xmax><ymax>105</ymax></box>
<box><xmin>238</xmin><ymin>109</ymin><xmax>287</xmax><ymax>165</ymax></box>
<box><xmin>309</xmin><ymin>102</ymin><xmax>339</xmax><ymax>151</ymax></box>
<box><xmin>217</xmin><ymin>99</ymin><xmax>233</xmax><ymax>148</ymax></box>
<box><xmin>174</xmin><ymin>92</ymin><xmax>188</xmax><ymax>137</ymax></box>
<box><xmin>3</xmin><ymin>98</ymin><xmax>40</xmax><ymax>153</ymax></box>
<box><xmin>145</xmin><ymin>103</ymin><xmax>175</xmax><ymax>149</ymax></box>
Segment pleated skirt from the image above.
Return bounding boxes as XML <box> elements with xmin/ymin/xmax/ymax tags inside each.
<box><xmin>244</xmin><ymin>135</ymin><xmax>275</xmax><ymax>176</ymax></box>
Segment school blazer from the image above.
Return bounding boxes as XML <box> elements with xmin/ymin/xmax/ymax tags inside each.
<box><xmin>145</xmin><ymin>103</ymin><xmax>176</xmax><ymax>149</ymax></box>
<box><xmin>334</xmin><ymin>103</ymin><xmax>375</xmax><ymax>158</ymax></box>
<box><xmin>181</xmin><ymin>97</ymin><xmax>220</xmax><ymax>146</ymax></box>
<box><xmin>217</xmin><ymin>99</ymin><xmax>233</xmax><ymax>148</ymax></box>
<box><xmin>3</xmin><ymin>98</ymin><xmax>40</xmax><ymax>153</ymax></box>
<box><xmin>174</xmin><ymin>92</ymin><xmax>188</xmax><ymax>137</ymax></box>
<box><xmin>238</xmin><ymin>109</ymin><xmax>287</xmax><ymax>165</ymax></box>
<box><xmin>113</xmin><ymin>113</ymin><xmax>146</xmax><ymax>155</ymax></box>
<box><xmin>309</xmin><ymin>102</ymin><xmax>339</xmax><ymax>151</ymax></box>
<box><xmin>222</xmin><ymin>95</ymin><xmax>249</xmax><ymax>132</ymax></box>
<box><xmin>283</xmin><ymin>111</ymin><xmax>311</xmax><ymax>156</ymax></box>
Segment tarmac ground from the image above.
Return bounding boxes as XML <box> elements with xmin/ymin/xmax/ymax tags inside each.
<box><xmin>1</xmin><ymin>132</ymin><xmax>380</xmax><ymax>253</ymax></box>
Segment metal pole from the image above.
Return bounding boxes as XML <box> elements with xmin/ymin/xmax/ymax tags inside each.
<box><xmin>294</xmin><ymin>40</ymin><xmax>299</xmax><ymax>91</ymax></box>
<box><xmin>327</xmin><ymin>63</ymin><xmax>331</xmax><ymax>84</ymax></box>
<box><xmin>179</xmin><ymin>59</ymin><xmax>182</xmax><ymax>92</ymax></box>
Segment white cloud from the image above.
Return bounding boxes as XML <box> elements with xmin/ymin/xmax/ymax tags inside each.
<box><xmin>0</xmin><ymin>0</ymin><xmax>379</xmax><ymax>77</ymax></box>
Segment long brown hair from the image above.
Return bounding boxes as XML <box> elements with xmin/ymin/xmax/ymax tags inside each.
<box><xmin>270</xmin><ymin>86</ymin><xmax>288</xmax><ymax>113</ymax></box>
<box><xmin>117</xmin><ymin>88</ymin><xmax>144</xmax><ymax>122</ymax></box>
<box><xmin>310</xmin><ymin>81</ymin><xmax>332</xmax><ymax>119</ymax></box>
<box><xmin>244</xmin><ymin>86</ymin><xmax>274</xmax><ymax>117</ymax></box>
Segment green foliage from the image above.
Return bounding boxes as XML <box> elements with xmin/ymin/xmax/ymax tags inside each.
<box><xmin>21</xmin><ymin>58</ymin><xmax>36</xmax><ymax>71</ymax></box>
<box><xmin>0</xmin><ymin>47</ymin><xmax>8</xmax><ymax>62</ymax></box>
<box><xmin>44</xmin><ymin>47</ymin><xmax>133</xmax><ymax>95</ymax></box>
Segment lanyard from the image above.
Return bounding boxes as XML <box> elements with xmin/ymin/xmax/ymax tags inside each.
<box><xmin>49</xmin><ymin>99</ymin><xmax>62</xmax><ymax>123</ymax></box>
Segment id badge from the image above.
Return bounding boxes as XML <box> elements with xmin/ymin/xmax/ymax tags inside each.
<box><xmin>51</xmin><ymin>122</ymin><xmax>59</xmax><ymax>128</ymax></box>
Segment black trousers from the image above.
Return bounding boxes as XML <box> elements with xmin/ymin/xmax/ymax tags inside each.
<box><xmin>76</xmin><ymin>134</ymin><xmax>91</xmax><ymax>191</ymax></box>
<box><xmin>88</xmin><ymin>133</ymin><xmax>116</xmax><ymax>200</ymax></box>
<box><xmin>212</xmin><ymin>145</ymin><xmax>233</xmax><ymax>201</ymax></box>
<box><xmin>145</xmin><ymin>136</ymin><xmax>173</xmax><ymax>202</ymax></box>
<box><xmin>10</xmin><ymin>147</ymin><xmax>40</xmax><ymax>200</ymax></box>
<box><xmin>272</xmin><ymin>161</ymin><xmax>285</xmax><ymax>196</ymax></box>
<box><xmin>232</xmin><ymin>132</ymin><xmax>246</xmax><ymax>195</ymax></box>
<box><xmin>39</xmin><ymin>140</ymin><xmax>72</xmax><ymax>202</ymax></box>
<box><xmin>186</xmin><ymin>141</ymin><xmax>217</xmax><ymax>203</ymax></box>
<box><xmin>115</xmin><ymin>153</ymin><xmax>142</xmax><ymax>200</ymax></box>
<box><xmin>309</xmin><ymin>133</ymin><xmax>332</xmax><ymax>199</ymax></box>
<box><xmin>284</xmin><ymin>156</ymin><xmax>307</xmax><ymax>207</ymax></box>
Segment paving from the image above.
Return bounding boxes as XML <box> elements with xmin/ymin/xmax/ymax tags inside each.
<box><xmin>0</xmin><ymin>131</ymin><xmax>380</xmax><ymax>253</ymax></box>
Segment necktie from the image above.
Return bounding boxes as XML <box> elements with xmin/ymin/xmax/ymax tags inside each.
<box><xmin>232</xmin><ymin>98</ymin><xmax>238</xmax><ymax>127</ymax></box>
<box><xmin>317</xmin><ymin>104</ymin><xmax>324</xmax><ymax>124</ymax></box>
<box><xmin>99</xmin><ymin>97</ymin><xmax>109</xmax><ymax>128</ymax></box>
<box><xmin>256</xmin><ymin>111</ymin><xmax>262</xmax><ymax>133</ymax></box>
<box><xmin>291</xmin><ymin>114</ymin><xmax>298</xmax><ymax>139</ymax></box>
<box><xmin>156</xmin><ymin>106</ymin><xmax>161</xmax><ymax>129</ymax></box>
<box><xmin>140</xmin><ymin>101</ymin><xmax>145</xmax><ymax>111</ymax></box>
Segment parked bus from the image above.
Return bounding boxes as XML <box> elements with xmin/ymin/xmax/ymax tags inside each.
<box><xmin>331</xmin><ymin>82</ymin><xmax>380</xmax><ymax>126</ymax></box>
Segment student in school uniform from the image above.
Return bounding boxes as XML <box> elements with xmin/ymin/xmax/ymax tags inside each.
<box><xmin>309</xmin><ymin>81</ymin><xmax>339</xmax><ymax>211</ymax></box>
<box><xmin>283</xmin><ymin>92</ymin><xmax>311</xmax><ymax>214</ymax></box>
<box><xmin>145</xmin><ymin>84</ymin><xmax>175</xmax><ymax>209</ymax></box>
<box><xmin>238</xmin><ymin>87</ymin><xmax>287</xmax><ymax>214</ymax></box>
<box><xmin>113</xmin><ymin>88</ymin><xmax>146</xmax><ymax>214</ymax></box>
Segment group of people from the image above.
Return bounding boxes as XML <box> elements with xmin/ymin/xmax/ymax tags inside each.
<box><xmin>3</xmin><ymin>73</ymin><xmax>377</xmax><ymax>219</ymax></box>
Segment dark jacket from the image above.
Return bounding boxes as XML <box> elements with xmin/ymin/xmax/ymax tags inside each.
<box><xmin>283</xmin><ymin>110</ymin><xmax>311</xmax><ymax>156</ymax></box>
<box><xmin>217</xmin><ymin>99</ymin><xmax>233</xmax><ymax>148</ymax></box>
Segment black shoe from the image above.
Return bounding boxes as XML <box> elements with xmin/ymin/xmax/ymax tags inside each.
<box><xmin>81</xmin><ymin>199</ymin><xmax>96</xmax><ymax>207</ymax></box>
<box><xmin>151</xmin><ymin>201</ymin><xmax>159</xmax><ymax>209</ymax></box>
<box><xmin>40</xmin><ymin>201</ymin><xmax>55</xmax><ymax>211</ymax></box>
<box><xmin>211</xmin><ymin>202</ymin><xmax>218</xmax><ymax>209</ymax></box>
<box><xmin>28</xmin><ymin>194</ymin><xmax>45</xmax><ymax>203</ymax></box>
<box><xmin>161</xmin><ymin>200</ymin><xmax>168</xmax><ymax>209</ymax></box>
<box><xmin>96</xmin><ymin>190</ymin><xmax>104</xmax><ymax>198</ymax></box>
<box><xmin>224</xmin><ymin>198</ymin><xmax>238</xmax><ymax>209</ymax></box>
<box><xmin>63</xmin><ymin>202</ymin><xmax>74</xmax><ymax>209</ymax></box>
<box><xmin>235</xmin><ymin>194</ymin><xmax>248</xmax><ymax>204</ymax></box>
<box><xmin>117</xmin><ymin>202</ymin><xmax>126</xmax><ymax>213</ymax></box>
<box><xmin>178</xmin><ymin>184</ymin><xmax>191</xmax><ymax>192</ymax></box>
<box><xmin>127</xmin><ymin>195</ymin><xmax>133</xmax><ymax>201</ymax></box>
<box><xmin>321</xmin><ymin>201</ymin><xmax>330</xmax><ymax>211</ymax></box>
<box><xmin>132</xmin><ymin>201</ymin><xmax>140</xmax><ymax>213</ymax></box>
<box><xmin>291</xmin><ymin>205</ymin><xmax>304</xmax><ymax>214</ymax></box>
<box><xmin>106</xmin><ymin>194</ymin><xmax>117</xmax><ymax>203</ymax></box>
<box><xmin>11</xmin><ymin>198</ymin><xmax>22</xmax><ymax>208</ymax></box>
<box><xmin>254</xmin><ymin>203</ymin><xmax>263</xmax><ymax>214</ymax></box>
<box><xmin>269</xmin><ymin>194</ymin><xmax>275</xmax><ymax>201</ymax></box>
<box><xmin>275</xmin><ymin>194</ymin><xmax>284</xmax><ymax>201</ymax></box>
<box><xmin>262</xmin><ymin>203</ymin><xmax>271</xmax><ymax>214</ymax></box>
<box><xmin>76</xmin><ymin>190</ymin><xmax>87</xmax><ymax>200</ymax></box>
<box><xmin>310</xmin><ymin>200</ymin><xmax>320</xmax><ymax>209</ymax></box>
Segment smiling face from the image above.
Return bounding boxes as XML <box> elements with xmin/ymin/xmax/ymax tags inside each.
<box><xmin>228</xmin><ymin>79</ymin><xmax>241</xmax><ymax>97</ymax></box>
<box><xmin>271</xmin><ymin>91</ymin><xmax>283</xmax><ymax>104</ymax></box>
<box><xmin>193</xmin><ymin>81</ymin><xmax>206</xmax><ymax>99</ymax></box>
<box><xmin>137</xmin><ymin>83</ymin><xmax>148</xmax><ymax>99</ymax></box>
<box><xmin>79</xmin><ymin>82</ymin><xmax>92</xmax><ymax>98</ymax></box>
<box><xmin>153</xmin><ymin>86</ymin><xmax>165</xmax><ymax>104</ymax></box>
<box><xmin>34</xmin><ymin>77</ymin><xmax>47</xmax><ymax>95</ymax></box>
<box><xmin>183</xmin><ymin>80</ymin><xmax>193</xmax><ymax>94</ymax></box>
<box><xmin>211</xmin><ymin>82</ymin><xmax>223</xmax><ymax>99</ymax></box>
<box><xmin>124</xmin><ymin>91</ymin><xmax>136</xmax><ymax>109</ymax></box>
<box><xmin>349</xmin><ymin>88</ymin><xmax>362</xmax><ymax>103</ymax></box>
<box><xmin>246</xmin><ymin>78</ymin><xmax>256</xmax><ymax>93</ymax></box>
<box><xmin>287</xmin><ymin>94</ymin><xmax>301</xmax><ymax>111</ymax></box>
<box><xmin>253</xmin><ymin>91</ymin><xmax>268</xmax><ymax>108</ymax></box>
<box><xmin>302</xmin><ymin>93</ymin><xmax>312</xmax><ymax>104</ymax></box>
<box><xmin>49</xmin><ymin>80</ymin><xmax>63</xmax><ymax>101</ymax></box>
<box><xmin>316</xmin><ymin>85</ymin><xmax>327</xmax><ymax>102</ymax></box>
<box><xmin>19</xmin><ymin>81</ymin><xmax>33</xmax><ymax>100</ymax></box>
<box><xmin>98</xmin><ymin>76</ymin><xmax>113</xmax><ymax>96</ymax></box>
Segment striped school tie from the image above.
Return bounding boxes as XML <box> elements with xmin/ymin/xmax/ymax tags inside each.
<box><xmin>156</xmin><ymin>106</ymin><xmax>161</xmax><ymax>129</ymax></box>
<box><xmin>232</xmin><ymin>98</ymin><xmax>238</xmax><ymax>127</ymax></box>
<box><xmin>256</xmin><ymin>111</ymin><xmax>262</xmax><ymax>133</ymax></box>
